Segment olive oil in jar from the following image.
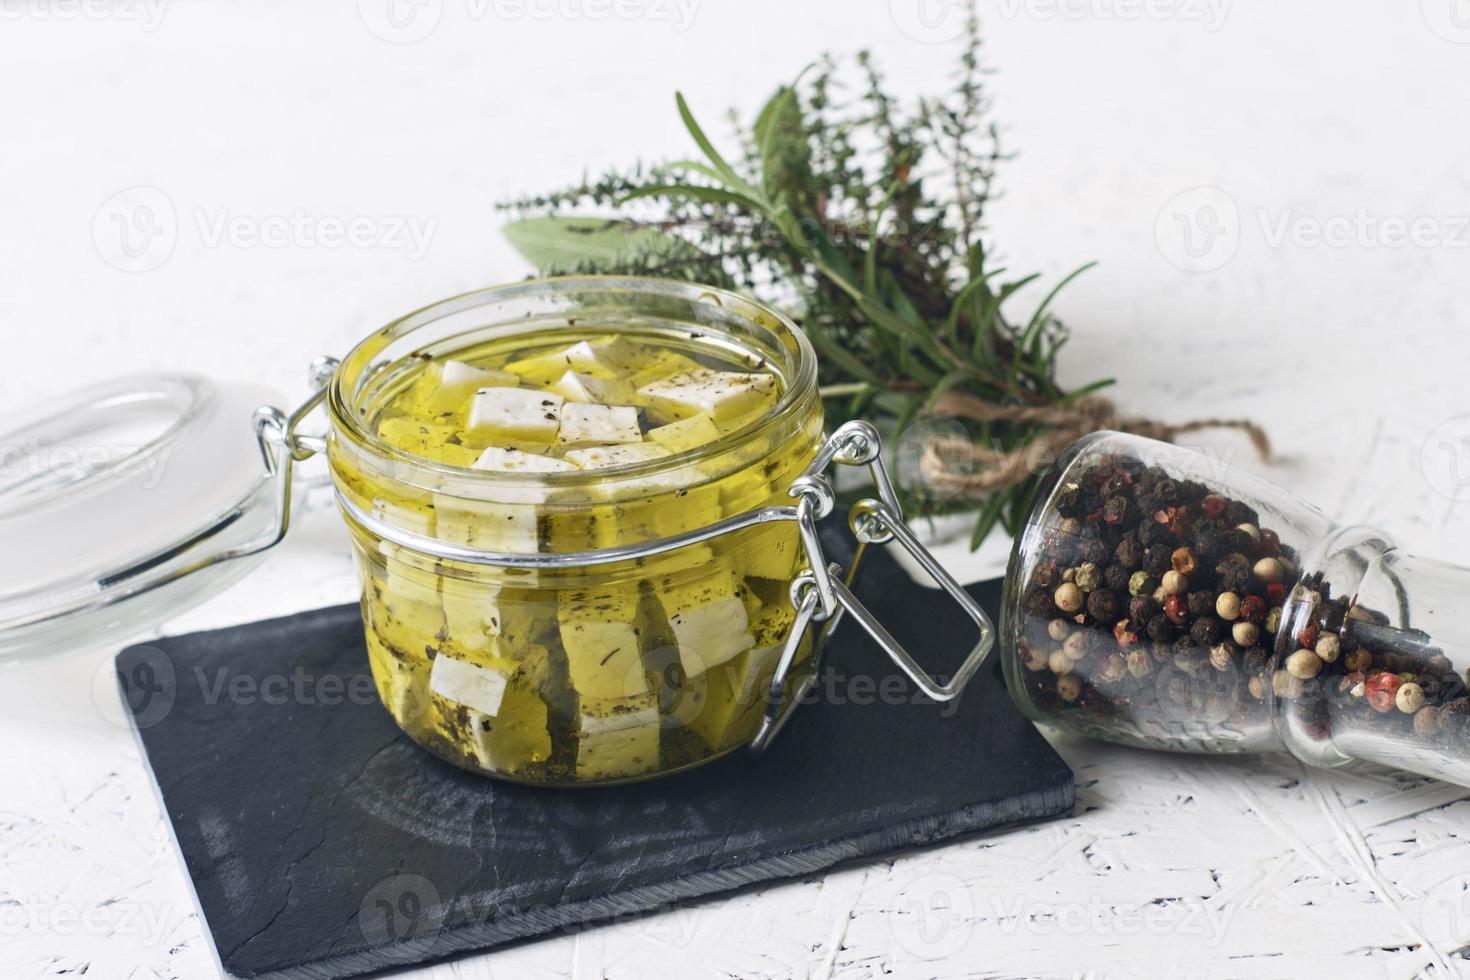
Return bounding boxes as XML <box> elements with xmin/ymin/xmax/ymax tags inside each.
<box><xmin>331</xmin><ymin>326</ymin><xmax>822</xmax><ymax>785</ymax></box>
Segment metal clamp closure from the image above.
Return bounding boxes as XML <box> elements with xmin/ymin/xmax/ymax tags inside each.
<box><xmin>749</xmin><ymin>420</ymin><xmax>996</xmax><ymax>755</ymax></box>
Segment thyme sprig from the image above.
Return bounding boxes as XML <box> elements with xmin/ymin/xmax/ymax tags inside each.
<box><xmin>498</xmin><ymin>7</ymin><xmax>1111</xmax><ymax>548</ymax></box>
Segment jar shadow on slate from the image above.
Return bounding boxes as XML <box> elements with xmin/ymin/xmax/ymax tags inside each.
<box><xmin>1001</xmin><ymin>431</ymin><xmax>1470</xmax><ymax>787</ymax></box>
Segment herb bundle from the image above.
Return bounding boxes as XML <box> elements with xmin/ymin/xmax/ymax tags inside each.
<box><xmin>497</xmin><ymin>7</ymin><xmax>1263</xmax><ymax>548</ymax></box>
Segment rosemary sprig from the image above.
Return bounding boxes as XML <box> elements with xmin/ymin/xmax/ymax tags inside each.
<box><xmin>497</xmin><ymin>4</ymin><xmax>1111</xmax><ymax>549</ymax></box>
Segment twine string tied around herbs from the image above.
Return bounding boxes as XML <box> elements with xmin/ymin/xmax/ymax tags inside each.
<box><xmin>918</xmin><ymin>391</ymin><xmax>1273</xmax><ymax>494</ymax></box>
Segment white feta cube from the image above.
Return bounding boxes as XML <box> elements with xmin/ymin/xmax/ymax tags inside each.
<box><xmin>636</xmin><ymin>369</ymin><xmax>777</xmax><ymax>422</ymax></box>
<box><xmin>575</xmin><ymin>694</ymin><xmax>661</xmax><ymax>779</ymax></box>
<box><xmin>563</xmin><ymin>443</ymin><xmax>671</xmax><ymax>470</ymax></box>
<box><xmin>429</xmin><ymin>650</ymin><xmax>509</xmax><ymax>716</ymax></box>
<box><xmin>551</xmin><ymin>370</ymin><xmax>636</xmax><ymax>406</ymax></box>
<box><xmin>466</xmin><ymin>388</ymin><xmax>564</xmax><ymax>445</ymax></box>
<box><xmin>556</xmin><ymin>403</ymin><xmax>643</xmax><ymax>447</ymax></box>
<box><xmin>656</xmin><ymin>570</ymin><xmax>756</xmax><ymax>676</ymax></box>
<box><xmin>425</xmin><ymin>359</ymin><xmax>517</xmax><ymax>413</ymax></box>
<box><xmin>647</xmin><ymin>413</ymin><xmax>721</xmax><ymax>453</ymax></box>
<box><xmin>472</xmin><ymin>446</ymin><xmax>578</xmax><ymax>474</ymax></box>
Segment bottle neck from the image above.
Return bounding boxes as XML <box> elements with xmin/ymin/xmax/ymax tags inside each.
<box><xmin>1275</xmin><ymin>527</ymin><xmax>1470</xmax><ymax>783</ymax></box>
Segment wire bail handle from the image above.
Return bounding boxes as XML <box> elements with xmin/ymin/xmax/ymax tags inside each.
<box><xmin>749</xmin><ymin>420</ymin><xmax>997</xmax><ymax>756</ymax></box>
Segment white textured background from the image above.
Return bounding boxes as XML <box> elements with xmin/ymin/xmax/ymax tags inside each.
<box><xmin>3</xmin><ymin>1</ymin><xmax>1470</xmax><ymax>977</ymax></box>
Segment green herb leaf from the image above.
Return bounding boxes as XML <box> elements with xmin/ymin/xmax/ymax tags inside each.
<box><xmin>502</xmin><ymin>216</ymin><xmax>696</xmax><ymax>274</ymax></box>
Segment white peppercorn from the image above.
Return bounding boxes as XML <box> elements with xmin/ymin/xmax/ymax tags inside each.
<box><xmin>1215</xmin><ymin>591</ymin><xmax>1241</xmax><ymax>621</ymax></box>
<box><xmin>1232</xmin><ymin>621</ymin><xmax>1260</xmax><ymax>647</ymax></box>
<box><xmin>1396</xmin><ymin>682</ymin><xmax>1426</xmax><ymax>714</ymax></box>
<box><xmin>1315</xmin><ymin>634</ymin><xmax>1341</xmax><ymax>663</ymax></box>
<box><xmin>1057</xmin><ymin>674</ymin><xmax>1083</xmax><ymax>702</ymax></box>
<box><xmin>1286</xmin><ymin>648</ymin><xmax>1323</xmax><ymax>680</ymax></box>
<box><xmin>1054</xmin><ymin>582</ymin><xmax>1084</xmax><ymax>613</ymax></box>
<box><xmin>1047</xmin><ymin>619</ymin><xmax>1071</xmax><ymax>641</ymax></box>
<box><xmin>1161</xmin><ymin>570</ymin><xmax>1188</xmax><ymax>596</ymax></box>
<box><xmin>1048</xmin><ymin>649</ymin><xmax>1071</xmax><ymax>675</ymax></box>
<box><xmin>1254</xmin><ymin>557</ymin><xmax>1284</xmax><ymax>583</ymax></box>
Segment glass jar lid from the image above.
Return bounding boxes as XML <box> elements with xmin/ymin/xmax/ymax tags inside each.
<box><xmin>0</xmin><ymin>373</ymin><xmax>286</xmax><ymax>661</ymax></box>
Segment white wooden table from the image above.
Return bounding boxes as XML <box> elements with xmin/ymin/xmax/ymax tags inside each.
<box><xmin>4</xmin><ymin>3</ymin><xmax>1470</xmax><ymax>976</ymax></box>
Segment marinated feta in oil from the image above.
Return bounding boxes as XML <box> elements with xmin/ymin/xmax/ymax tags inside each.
<box><xmin>340</xmin><ymin>331</ymin><xmax>816</xmax><ymax>785</ymax></box>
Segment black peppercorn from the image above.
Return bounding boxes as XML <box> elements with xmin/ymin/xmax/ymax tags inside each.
<box><xmin>1440</xmin><ymin>698</ymin><xmax>1470</xmax><ymax>735</ymax></box>
<box><xmin>1155</xmin><ymin>479</ymin><xmax>1181</xmax><ymax>504</ymax></box>
<box><xmin>1103</xmin><ymin>495</ymin><xmax>1133</xmax><ymax>526</ymax></box>
<box><xmin>1192</xmin><ymin>524</ymin><xmax>1226</xmax><ymax>563</ymax></box>
<box><xmin>1224</xmin><ymin>499</ymin><xmax>1257</xmax><ymax>526</ymax></box>
<box><xmin>1023</xmin><ymin>583</ymin><xmax>1058</xmax><ymax>617</ymax></box>
<box><xmin>1146</xmin><ymin>614</ymin><xmax>1175</xmax><ymax>642</ymax></box>
<box><xmin>1145</xmin><ymin>544</ymin><xmax>1174</xmax><ymax>577</ymax></box>
<box><xmin>1114</xmin><ymin>537</ymin><xmax>1144</xmax><ymax>570</ymax></box>
<box><xmin>1241</xmin><ymin>646</ymin><xmax>1268</xmax><ymax>676</ymax></box>
<box><xmin>1190</xmin><ymin>616</ymin><xmax>1224</xmax><ymax>646</ymax></box>
<box><xmin>1186</xmin><ymin>591</ymin><xmax>1215</xmax><ymax>618</ymax></box>
<box><xmin>1055</xmin><ymin>485</ymin><xmax>1085</xmax><ymax>517</ymax></box>
<box><xmin>1103</xmin><ymin>472</ymin><xmax>1133</xmax><ymax>497</ymax></box>
<box><xmin>1130</xmin><ymin>595</ymin><xmax>1161</xmax><ymax>624</ymax></box>
<box><xmin>1087</xmin><ymin>588</ymin><xmax>1122</xmax><ymax>624</ymax></box>
<box><xmin>1220</xmin><ymin>563</ymin><xmax>1254</xmax><ymax>596</ymax></box>
<box><xmin>1103</xmin><ymin>563</ymin><xmax>1131</xmax><ymax>594</ymax></box>
<box><xmin>1081</xmin><ymin>538</ymin><xmax>1111</xmax><ymax>566</ymax></box>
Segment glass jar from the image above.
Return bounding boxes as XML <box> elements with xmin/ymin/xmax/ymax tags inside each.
<box><xmin>1002</xmin><ymin>431</ymin><xmax>1470</xmax><ymax>787</ymax></box>
<box><xmin>322</xmin><ymin>279</ymin><xmax>821</xmax><ymax>784</ymax></box>
<box><xmin>318</xmin><ymin>278</ymin><xmax>992</xmax><ymax>786</ymax></box>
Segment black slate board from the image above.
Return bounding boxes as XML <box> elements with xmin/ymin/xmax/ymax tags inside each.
<box><xmin>118</xmin><ymin>529</ymin><xmax>1073</xmax><ymax>980</ymax></box>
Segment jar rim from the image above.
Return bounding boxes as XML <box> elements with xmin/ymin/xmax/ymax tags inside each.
<box><xmin>327</xmin><ymin>276</ymin><xmax>818</xmax><ymax>489</ymax></box>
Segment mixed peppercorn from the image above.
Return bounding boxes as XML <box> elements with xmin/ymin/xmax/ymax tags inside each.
<box><xmin>1015</xmin><ymin>453</ymin><xmax>1465</xmax><ymax>751</ymax></box>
